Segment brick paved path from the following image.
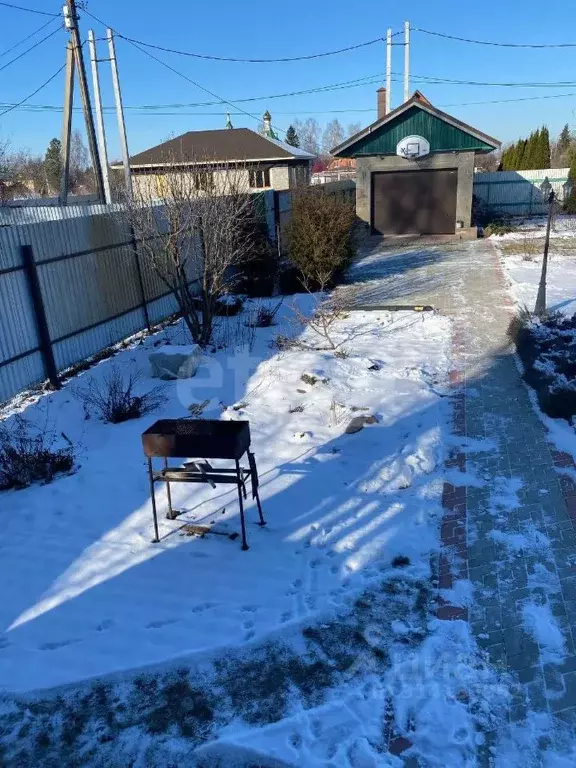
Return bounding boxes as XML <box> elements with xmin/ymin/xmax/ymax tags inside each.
<box><xmin>350</xmin><ymin>237</ymin><xmax>576</xmax><ymax>759</ymax></box>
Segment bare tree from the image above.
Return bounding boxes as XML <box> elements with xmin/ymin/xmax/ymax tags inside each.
<box><xmin>69</xmin><ymin>130</ymin><xmax>95</xmax><ymax>193</ymax></box>
<box><xmin>346</xmin><ymin>122</ymin><xmax>362</xmax><ymax>138</ymax></box>
<box><xmin>321</xmin><ymin>119</ymin><xmax>345</xmax><ymax>155</ymax></box>
<box><xmin>119</xmin><ymin>160</ymin><xmax>259</xmax><ymax>347</ymax></box>
<box><xmin>292</xmin><ymin>118</ymin><xmax>320</xmax><ymax>155</ymax></box>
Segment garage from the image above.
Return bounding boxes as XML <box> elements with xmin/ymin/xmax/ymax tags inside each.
<box><xmin>371</xmin><ymin>168</ymin><xmax>458</xmax><ymax>235</ymax></box>
<box><xmin>331</xmin><ymin>90</ymin><xmax>500</xmax><ymax>239</ymax></box>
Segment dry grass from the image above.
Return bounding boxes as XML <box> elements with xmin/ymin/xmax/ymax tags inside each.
<box><xmin>499</xmin><ymin>236</ymin><xmax>576</xmax><ymax>259</ymax></box>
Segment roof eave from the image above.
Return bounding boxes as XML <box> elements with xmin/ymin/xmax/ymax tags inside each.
<box><xmin>331</xmin><ymin>94</ymin><xmax>500</xmax><ymax>156</ymax></box>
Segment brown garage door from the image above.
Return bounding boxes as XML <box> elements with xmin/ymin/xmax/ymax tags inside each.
<box><xmin>372</xmin><ymin>168</ymin><xmax>458</xmax><ymax>235</ymax></box>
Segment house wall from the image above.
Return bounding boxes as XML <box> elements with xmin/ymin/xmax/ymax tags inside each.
<box><xmin>131</xmin><ymin>160</ymin><xmax>311</xmax><ymax>200</ymax></box>
<box><xmin>355</xmin><ymin>151</ymin><xmax>476</xmax><ymax>229</ymax></box>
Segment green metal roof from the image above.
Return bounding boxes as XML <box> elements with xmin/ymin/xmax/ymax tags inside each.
<box><xmin>337</xmin><ymin>104</ymin><xmax>496</xmax><ymax>158</ymax></box>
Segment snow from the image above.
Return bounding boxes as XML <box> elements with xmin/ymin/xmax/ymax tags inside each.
<box><xmin>494</xmin><ymin>216</ymin><xmax>576</xmax><ymax>316</ymax></box>
<box><xmin>521</xmin><ymin>601</ymin><xmax>566</xmax><ymax>665</ymax></box>
<box><xmin>0</xmin><ymin>297</ymin><xmax>452</xmax><ymax>693</ymax></box>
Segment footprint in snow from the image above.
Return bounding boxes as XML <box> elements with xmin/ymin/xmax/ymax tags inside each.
<box><xmin>95</xmin><ymin>619</ymin><xmax>115</xmax><ymax>632</ymax></box>
<box><xmin>38</xmin><ymin>638</ymin><xmax>79</xmax><ymax>651</ymax></box>
<box><xmin>146</xmin><ymin>618</ymin><xmax>178</xmax><ymax>629</ymax></box>
<box><xmin>280</xmin><ymin>610</ymin><xmax>293</xmax><ymax>623</ymax></box>
<box><xmin>243</xmin><ymin>619</ymin><xmax>254</xmax><ymax>630</ymax></box>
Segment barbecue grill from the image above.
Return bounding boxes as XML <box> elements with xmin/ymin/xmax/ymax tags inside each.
<box><xmin>142</xmin><ymin>419</ymin><xmax>265</xmax><ymax>550</ymax></box>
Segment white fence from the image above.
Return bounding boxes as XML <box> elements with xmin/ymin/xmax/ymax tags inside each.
<box><xmin>473</xmin><ymin>168</ymin><xmax>570</xmax><ymax>217</ymax></box>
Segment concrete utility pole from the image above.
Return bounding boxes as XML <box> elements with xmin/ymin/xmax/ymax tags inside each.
<box><xmin>404</xmin><ymin>21</ymin><xmax>410</xmax><ymax>103</ymax></box>
<box><xmin>63</xmin><ymin>0</ymin><xmax>106</xmax><ymax>203</ymax></box>
<box><xmin>59</xmin><ymin>41</ymin><xmax>75</xmax><ymax>204</ymax></box>
<box><xmin>88</xmin><ymin>30</ymin><xmax>111</xmax><ymax>204</ymax></box>
<box><xmin>385</xmin><ymin>28</ymin><xmax>392</xmax><ymax>114</ymax></box>
<box><xmin>107</xmin><ymin>28</ymin><xmax>133</xmax><ymax>199</ymax></box>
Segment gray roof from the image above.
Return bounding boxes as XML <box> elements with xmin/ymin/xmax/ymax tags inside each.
<box><xmin>124</xmin><ymin>128</ymin><xmax>315</xmax><ymax>168</ymax></box>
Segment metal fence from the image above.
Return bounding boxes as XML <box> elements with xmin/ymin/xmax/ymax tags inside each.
<box><xmin>0</xmin><ymin>204</ymin><xmax>202</xmax><ymax>403</ymax></box>
<box><xmin>473</xmin><ymin>168</ymin><xmax>570</xmax><ymax>217</ymax></box>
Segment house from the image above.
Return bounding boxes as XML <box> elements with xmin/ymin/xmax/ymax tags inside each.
<box><xmin>312</xmin><ymin>157</ymin><xmax>356</xmax><ymax>185</ymax></box>
<box><xmin>332</xmin><ymin>90</ymin><xmax>500</xmax><ymax>236</ymax></box>
<box><xmin>118</xmin><ymin>112</ymin><xmax>315</xmax><ymax>198</ymax></box>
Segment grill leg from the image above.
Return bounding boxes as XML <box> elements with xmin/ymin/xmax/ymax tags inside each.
<box><xmin>236</xmin><ymin>459</ymin><xmax>249</xmax><ymax>551</ymax></box>
<box><xmin>148</xmin><ymin>458</ymin><xmax>160</xmax><ymax>543</ymax></box>
<box><xmin>248</xmin><ymin>451</ymin><xmax>266</xmax><ymax>526</ymax></box>
<box><xmin>255</xmin><ymin>489</ymin><xmax>266</xmax><ymax>526</ymax></box>
<box><xmin>164</xmin><ymin>457</ymin><xmax>176</xmax><ymax>519</ymax></box>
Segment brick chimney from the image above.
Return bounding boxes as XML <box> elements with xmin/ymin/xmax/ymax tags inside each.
<box><xmin>377</xmin><ymin>88</ymin><xmax>387</xmax><ymax>119</ymax></box>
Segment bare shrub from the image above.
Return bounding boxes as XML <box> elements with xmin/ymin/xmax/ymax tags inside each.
<box><xmin>247</xmin><ymin>300</ymin><xmax>284</xmax><ymax>328</ymax></box>
<box><xmin>290</xmin><ymin>290</ymin><xmax>354</xmax><ymax>351</ymax></box>
<box><xmin>285</xmin><ymin>187</ymin><xmax>356</xmax><ymax>290</ymax></box>
<box><xmin>73</xmin><ymin>368</ymin><xmax>165</xmax><ymax>424</ymax></box>
<box><xmin>0</xmin><ymin>416</ymin><xmax>74</xmax><ymax>490</ymax></box>
<box><xmin>213</xmin><ymin>296</ymin><xmax>244</xmax><ymax>316</ymax></box>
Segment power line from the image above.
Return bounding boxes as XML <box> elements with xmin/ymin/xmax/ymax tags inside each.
<box><xmin>116</xmin><ymin>33</ymin><xmax>384</xmax><ymax>63</ymax></box>
<box><xmin>82</xmin><ymin>7</ymin><xmax>289</xmax><ymax>134</ymax></box>
<box><xmin>0</xmin><ymin>22</ymin><xmax>62</xmax><ymax>72</ymax></box>
<box><xmin>414</xmin><ymin>26</ymin><xmax>576</xmax><ymax>49</ymax></box>
<box><xmin>439</xmin><ymin>92</ymin><xmax>576</xmax><ymax>108</ymax></box>
<box><xmin>0</xmin><ymin>1</ymin><xmax>58</xmax><ymax>16</ymax></box>
<box><xmin>0</xmin><ymin>15</ymin><xmax>57</xmax><ymax>58</ymax></box>
<box><xmin>0</xmin><ymin>63</ymin><xmax>65</xmax><ymax>117</ymax></box>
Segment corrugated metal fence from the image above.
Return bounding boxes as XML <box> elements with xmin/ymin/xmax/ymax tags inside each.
<box><xmin>0</xmin><ymin>203</ymin><xmax>201</xmax><ymax>403</ymax></box>
<box><xmin>473</xmin><ymin>168</ymin><xmax>570</xmax><ymax>217</ymax></box>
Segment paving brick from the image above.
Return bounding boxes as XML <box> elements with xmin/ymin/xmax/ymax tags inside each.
<box><xmin>549</xmin><ymin>671</ymin><xmax>576</xmax><ymax>713</ymax></box>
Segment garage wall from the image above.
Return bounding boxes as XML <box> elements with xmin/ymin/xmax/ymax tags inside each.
<box><xmin>355</xmin><ymin>151</ymin><xmax>475</xmax><ymax>230</ymax></box>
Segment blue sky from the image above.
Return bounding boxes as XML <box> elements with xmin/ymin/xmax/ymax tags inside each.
<box><xmin>1</xmin><ymin>0</ymin><xmax>576</xmax><ymax>159</ymax></box>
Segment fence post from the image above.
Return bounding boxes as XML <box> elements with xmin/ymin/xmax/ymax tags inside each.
<box><xmin>20</xmin><ymin>244</ymin><xmax>60</xmax><ymax>390</ymax></box>
<box><xmin>130</xmin><ymin>227</ymin><xmax>151</xmax><ymax>332</ymax></box>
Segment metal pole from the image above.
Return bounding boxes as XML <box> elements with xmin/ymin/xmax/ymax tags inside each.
<box><xmin>535</xmin><ymin>191</ymin><xmax>555</xmax><ymax>317</ymax></box>
<box><xmin>21</xmin><ymin>245</ymin><xmax>60</xmax><ymax>390</ymax></box>
<box><xmin>59</xmin><ymin>41</ymin><xmax>75</xmax><ymax>204</ymax></box>
<box><xmin>64</xmin><ymin>0</ymin><xmax>106</xmax><ymax>203</ymax></box>
<box><xmin>87</xmin><ymin>30</ymin><xmax>111</xmax><ymax>204</ymax></box>
<box><xmin>404</xmin><ymin>21</ymin><xmax>410</xmax><ymax>103</ymax></box>
<box><xmin>107</xmin><ymin>28</ymin><xmax>133</xmax><ymax>200</ymax></box>
<box><xmin>385</xmin><ymin>28</ymin><xmax>392</xmax><ymax>114</ymax></box>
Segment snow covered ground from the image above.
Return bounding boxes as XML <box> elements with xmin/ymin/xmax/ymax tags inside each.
<box><xmin>493</xmin><ymin>215</ymin><xmax>576</xmax><ymax>316</ymax></box>
<box><xmin>0</xmin><ymin>297</ymin><xmax>451</xmax><ymax>690</ymax></box>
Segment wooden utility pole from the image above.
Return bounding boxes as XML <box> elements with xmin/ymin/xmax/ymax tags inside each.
<box><xmin>87</xmin><ymin>30</ymin><xmax>111</xmax><ymax>203</ymax></box>
<box><xmin>535</xmin><ymin>190</ymin><xmax>555</xmax><ymax>317</ymax></box>
<box><xmin>404</xmin><ymin>21</ymin><xmax>410</xmax><ymax>103</ymax></box>
<box><xmin>107</xmin><ymin>28</ymin><xmax>133</xmax><ymax>199</ymax></box>
<box><xmin>63</xmin><ymin>0</ymin><xmax>106</xmax><ymax>203</ymax></box>
<box><xmin>385</xmin><ymin>28</ymin><xmax>392</xmax><ymax>114</ymax></box>
<box><xmin>59</xmin><ymin>41</ymin><xmax>75</xmax><ymax>204</ymax></box>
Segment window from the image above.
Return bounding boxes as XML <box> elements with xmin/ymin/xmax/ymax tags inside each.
<box><xmin>249</xmin><ymin>168</ymin><xmax>271</xmax><ymax>188</ymax></box>
<box><xmin>193</xmin><ymin>171</ymin><xmax>214</xmax><ymax>192</ymax></box>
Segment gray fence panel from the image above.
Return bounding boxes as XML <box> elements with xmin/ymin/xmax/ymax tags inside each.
<box><xmin>473</xmin><ymin>168</ymin><xmax>570</xmax><ymax>216</ymax></box>
<box><xmin>52</xmin><ymin>307</ymin><xmax>147</xmax><ymax>373</ymax></box>
<box><xmin>0</xmin><ymin>269</ymin><xmax>37</xmax><ymax>362</ymax></box>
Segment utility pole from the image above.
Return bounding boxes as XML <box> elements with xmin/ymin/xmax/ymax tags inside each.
<box><xmin>404</xmin><ymin>21</ymin><xmax>410</xmax><ymax>103</ymax></box>
<box><xmin>385</xmin><ymin>28</ymin><xmax>392</xmax><ymax>114</ymax></box>
<box><xmin>87</xmin><ymin>30</ymin><xmax>111</xmax><ymax>203</ymax></box>
<box><xmin>63</xmin><ymin>0</ymin><xmax>106</xmax><ymax>203</ymax></box>
<box><xmin>107</xmin><ymin>28</ymin><xmax>133</xmax><ymax>199</ymax></box>
<box><xmin>59</xmin><ymin>41</ymin><xmax>74</xmax><ymax>204</ymax></box>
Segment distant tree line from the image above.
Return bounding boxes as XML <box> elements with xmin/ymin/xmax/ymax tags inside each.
<box><xmin>283</xmin><ymin>118</ymin><xmax>362</xmax><ymax>169</ymax></box>
<box><xmin>0</xmin><ymin>131</ymin><xmax>95</xmax><ymax>202</ymax></box>
<box><xmin>501</xmin><ymin>126</ymin><xmax>551</xmax><ymax>171</ymax></box>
